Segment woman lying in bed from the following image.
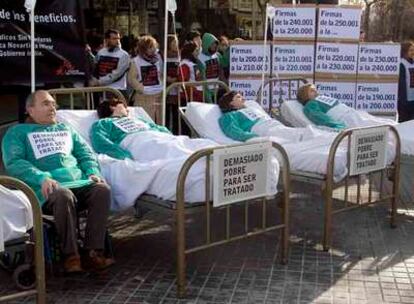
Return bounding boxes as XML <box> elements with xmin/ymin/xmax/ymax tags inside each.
<box><xmin>297</xmin><ymin>84</ymin><xmax>396</xmax><ymax>130</ymax></box>
<box><xmin>218</xmin><ymin>91</ymin><xmax>327</xmax><ymax>142</ymax></box>
<box><xmin>90</xmin><ymin>98</ymin><xmax>216</xmax><ymax>161</ymax></box>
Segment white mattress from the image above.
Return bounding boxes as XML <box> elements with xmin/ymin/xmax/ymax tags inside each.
<box><xmin>185</xmin><ymin>101</ymin><xmax>396</xmax><ymax>181</ymax></box>
<box><xmin>0</xmin><ymin>185</ymin><xmax>33</xmax><ymax>250</ymax></box>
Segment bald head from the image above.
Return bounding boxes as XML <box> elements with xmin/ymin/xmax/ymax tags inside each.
<box><xmin>26</xmin><ymin>90</ymin><xmax>57</xmax><ymax>125</ymax></box>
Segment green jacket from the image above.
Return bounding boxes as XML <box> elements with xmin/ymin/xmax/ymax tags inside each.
<box><xmin>218</xmin><ymin>108</ymin><xmax>261</xmax><ymax>142</ymax></box>
<box><xmin>90</xmin><ymin>116</ymin><xmax>171</xmax><ymax>160</ymax></box>
<box><xmin>2</xmin><ymin>123</ymin><xmax>100</xmax><ymax>205</ymax></box>
<box><xmin>303</xmin><ymin>96</ymin><xmax>346</xmax><ymax>130</ymax></box>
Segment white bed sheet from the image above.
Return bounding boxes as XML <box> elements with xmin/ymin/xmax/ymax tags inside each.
<box><xmin>185</xmin><ymin>101</ymin><xmax>396</xmax><ymax>181</ymax></box>
<box><xmin>395</xmin><ymin>120</ymin><xmax>414</xmax><ymax>156</ymax></box>
<box><xmin>0</xmin><ymin>185</ymin><xmax>33</xmax><ymax>249</ymax></box>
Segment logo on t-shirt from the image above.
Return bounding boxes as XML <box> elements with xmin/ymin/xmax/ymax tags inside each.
<box><xmin>205</xmin><ymin>58</ymin><xmax>219</xmax><ymax>79</ymax></box>
<box><xmin>113</xmin><ymin>117</ymin><xmax>150</xmax><ymax>133</ymax></box>
<box><xmin>97</xmin><ymin>56</ymin><xmax>120</xmax><ymax>77</ymax></box>
<box><xmin>140</xmin><ymin>65</ymin><xmax>160</xmax><ymax>86</ymax></box>
<box><xmin>167</xmin><ymin>61</ymin><xmax>179</xmax><ymax>78</ymax></box>
<box><xmin>28</xmin><ymin>131</ymin><xmax>72</xmax><ymax>160</ymax></box>
<box><xmin>315</xmin><ymin>95</ymin><xmax>338</xmax><ymax>107</ymax></box>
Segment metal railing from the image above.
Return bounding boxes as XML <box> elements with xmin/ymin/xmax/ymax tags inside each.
<box><xmin>0</xmin><ymin>176</ymin><xmax>46</xmax><ymax>304</ymax></box>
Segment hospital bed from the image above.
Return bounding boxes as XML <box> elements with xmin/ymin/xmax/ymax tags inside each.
<box><xmin>0</xmin><ymin>176</ymin><xmax>46</xmax><ymax>304</ymax></box>
<box><xmin>47</xmin><ymin>86</ymin><xmax>290</xmax><ymax>297</ymax></box>
<box><xmin>259</xmin><ymin>77</ymin><xmax>413</xmax><ymax>207</ymax></box>
<box><xmin>178</xmin><ymin>79</ymin><xmax>401</xmax><ymax>252</ymax></box>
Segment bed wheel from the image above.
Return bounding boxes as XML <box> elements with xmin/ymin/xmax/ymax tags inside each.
<box><xmin>13</xmin><ymin>264</ymin><xmax>36</xmax><ymax>290</ymax></box>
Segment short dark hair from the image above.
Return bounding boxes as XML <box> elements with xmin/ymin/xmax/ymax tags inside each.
<box><xmin>181</xmin><ymin>41</ymin><xmax>198</xmax><ymax>63</ymax></box>
<box><xmin>186</xmin><ymin>30</ymin><xmax>201</xmax><ymax>42</ymax></box>
<box><xmin>105</xmin><ymin>29</ymin><xmax>120</xmax><ymax>39</ymax></box>
<box><xmin>218</xmin><ymin>91</ymin><xmax>237</xmax><ymax>113</ymax></box>
<box><xmin>97</xmin><ymin>98</ymin><xmax>127</xmax><ymax>119</ymax></box>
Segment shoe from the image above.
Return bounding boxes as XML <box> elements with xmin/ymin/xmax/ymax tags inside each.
<box><xmin>82</xmin><ymin>250</ymin><xmax>114</xmax><ymax>271</ymax></box>
<box><xmin>64</xmin><ymin>254</ymin><xmax>84</xmax><ymax>273</ymax></box>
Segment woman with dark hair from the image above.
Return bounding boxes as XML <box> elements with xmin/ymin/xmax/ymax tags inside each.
<box><xmin>178</xmin><ymin>41</ymin><xmax>203</xmax><ymax>102</ymax></box>
<box><xmin>90</xmin><ymin>99</ymin><xmax>216</xmax><ymax>161</ymax></box>
<box><xmin>218</xmin><ymin>91</ymin><xmax>326</xmax><ymax>142</ymax></box>
<box><xmin>128</xmin><ymin>35</ymin><xmax>163</xmax><ymax>124</ymax></box>
<box><xmin>398</xmin><ymin>41</ymin><xmax>414</xmax><ymax>122</ymax></box>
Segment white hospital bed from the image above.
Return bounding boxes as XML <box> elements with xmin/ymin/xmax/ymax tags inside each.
<box><xmin>180</xmin><ymin>97</ymin><xmax>401</xmax><ymax>252</ymax></box>
<box><xmin>47</xmin><ymin>86</ymin><xmax>290</xmax><ymax>297</ymax></box>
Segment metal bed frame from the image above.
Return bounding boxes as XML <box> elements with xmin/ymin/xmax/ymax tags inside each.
<box><xmin>178</xmin><ymin>79</ymin><xmax>401</xmax><ymax>251</ymax></box>
<box><xmin>46</xmin><ymin>86</ymin><xmax>290</xmax><ymax>298</ymax></box>
<box><xmin>0</xmin><ymin>176</ymin><xmax>46</xmax><ymax>304</ymax></box>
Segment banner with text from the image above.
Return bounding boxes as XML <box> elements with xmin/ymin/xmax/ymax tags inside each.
<box><xmin>349</xmin><ymin>127</ymin><xmax>388</xmax><ymax>176</ymax></box>
<box><xmin>315</xmin><ymin>80</ymin><xmax>356</xmax><ymax>108</ymax></box>
<box><xmin>315</xmin><ymin>42</ymin><xmax>359</xmax><ymax>77</ymax></box>
<box><xmin>355</xmin><ymin>81</ymin><xmax>398</xmax><ymax>114</ymax></box>
<box><xmin>273</xmin><ymin>43</ymin><xmax>314</xmax><ymax>77</ymax></box>
<box><xmin>318</xmin><ymin>6</ymin><xmax>362</xmax><ymax>41</ymax></box>
<box><xmin>229</xmin><ymin>77</ymin><xmax>270</xmax><ymax>109</ymax></box>
<box><xmin>213</xmin><ymin>142</ymin><xmax>273</xmax><ymax>207</ymax></box>
<box><xmin>358</xmin><ymin>43</ymin><xmax>400</xmax><ymax>78</ymax></box>
<box><xmin>0</xmin><ymin>0</ymin><xmax>85</xmax><ymax>85</ymax></box>
<box><xmin>230</xmin><ymin>42</ymin><xmax>271</xmax><ymax>76</ymax></box>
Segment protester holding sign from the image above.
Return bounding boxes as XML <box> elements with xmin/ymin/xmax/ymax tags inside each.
<box><xmin>89</xmin><ymin>29</ymin><xmax>130</xmax><ymax>96</ymax></box>
<box><xmin>398</xmin><ymin>41</ymin><xmax>414</xmax><ymax>122</ymax></box>
<box><xmin>128</xmin><ymin>35</ymin><xmax>164</xmax><ymax>124</ymax></box>
<box><xmin>1</xmin><ymin>91</ymin><xmax>112</xmax><ymax>274</ymax></box>
<box><xmin>90</xmin><ymin>98</ymin><xmax>216</xmax><ymax>162</ymax></box>
<box><xmin>297</xmin><ymin>84</ymin><xmax>396</xmax><ymax>129</ymax></box>
<box><xmin>218</xmin><ymin>91</ymin><xmax>325</xmax><ymax>142</ymax></box>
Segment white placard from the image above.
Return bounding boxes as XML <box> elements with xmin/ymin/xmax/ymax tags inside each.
<box><xmin>213</xmin><ymin>142</ymin><xmax>271</xmax><ymax>207</ymax></box>
<box><xmin>113</xmin><ymin>117</ymin><xmax>150</xmax><ymax>133</ymax></box>
<box><xmin>271</xmin><ymin>79</ymin><xmax>305</xmax><ymax>106</ymax></box>
<box><xmin>318</xmin><ymin>7</ymin><xmax>362</xmax><ymax>40</ymax></box>
<box><xmin>230</xmin><ymin>44</ymin><xmax>271</xmax><ymax>75</ymax></box>
<box><xmin>272</xmin><ymin>6</ymin><xmax>316</xmax><ymax>40</ymax></box>
<box><xmin>229</xmin><ymin>78</ymin><xmax>270</xmax><ymax>109</ymax></box>
<box><xmin>315</xmin><ymin>43</ymin><xmax>359</xmax><ymax>74</ymax></box>
<box><xmin>28</xmin><ymin>131</ymin><xmax>73</xmax><ymax>160</ymax></box>
<box><xmin>358</xmin><ymin>44</ymin><xmax>401</xmax><ymax>76</ymax></box>
<box><xmin>349</xmin><ymin>127</ymin><xmax>388</xmax><ymax>176</ymax></box>
<box><xmin>355</xmin><ymin>82</ymin><xmax>398</xmax><ymax>113</ymax></box>
<box><xmin>315</xmin><ymin>81</ymin><xmax>356</xmax><ymax>108</ymax></box>
<box><xmin>273</xmin><ymin>44</ymin><xmax>314</xmax><ymax>75</ymax></box>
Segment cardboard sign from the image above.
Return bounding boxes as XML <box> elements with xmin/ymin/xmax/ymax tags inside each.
<box><xmin>315</xmin><ymin>81</ymin><xmax>356</xmax><ymax>108</ymax></box>
<box><xmin>113</xmin><ymin>117</ymin><xmax>150</xmax><ymax>133</ymax></box>
<box><xmin>349</xmin><ymin>127</ymin><xmax>388</xmax><ymax>175</ymax></box>
<box><xmin>318</xmin><ymin>6</ymin><xmax>362</xmax><ymax>40</ymax></box>
<box><xmin>28</xmin><ymin>131</ymin><xmax>72</xmax><ymax>160</ymax></box>
<box><xmin>229</xmin><ymin>78</ymin><xmax>269</xmax><ymax>108</ymax></box>
<box><xmin>239</xmin><ymin>107</ymin><xmax>269</xmax><ymax>122</ymax></box>
<box><xmin>213</xmin><ymin>142</ymin><xmax>271</xmax><ymax>207</ymax></box>
<box><xmin>315</xmin><ymin>42</ymin><xmax>359</xmax><ymax>75</ymax></box>
<box><xmin>230</xmin><ymin>44</ymin><xmax>271</xmax><ymax>75</ymax></box>
<box><xmin>273</xmin><ymin>44</ymin><xmax>314</xmax><ymax>75</ymax></box>
<box><xmin>272</xmin><ymin>6</ymin><xmax>316</xmax><ymax>40</ymax></box>
<box><xmin>358</xmin><ymin>44</ymin><xmax>401</xmax><ymax>77</ymax></box>
<box><xmin>355</xmin><ymin>82</ymin><xmax>398</xmax><ymax>113</ymax></box>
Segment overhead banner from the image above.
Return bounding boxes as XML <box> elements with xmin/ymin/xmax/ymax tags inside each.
<box><xmin>0</xmin><ymin>0</ymin><xmax>85</xmax><ymax>85</ymax></box>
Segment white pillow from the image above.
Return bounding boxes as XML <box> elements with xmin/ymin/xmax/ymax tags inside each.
<box><xmin>185</xmin><ymin>102</ymin><xmax>238</xmax><ymax>144</ymax></box>
<box><xmin>280</xmin><ymin>100</ymin><xmax>314</xmax><ymax>128</ymax></box>
<box><xmin>56</xmin><ymin>107</ymin><xmax>153</xmax><ymax>146</ymax></box>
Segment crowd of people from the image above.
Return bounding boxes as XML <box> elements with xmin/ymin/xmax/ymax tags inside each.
<box><xmin>85</xmin><ymin>29</ymin><xmax>236</xmax><ymax>132</ymax></box>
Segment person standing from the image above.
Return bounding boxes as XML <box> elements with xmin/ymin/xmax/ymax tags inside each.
<box><xmin>89</xmin><ymin>29</ymin><xmax>130</xmax><ymax>98</ymax></box>
<box><xmin>398</xmin><ymin>41</ymin><xmax>414</xmax><ymax>122</ymax></box>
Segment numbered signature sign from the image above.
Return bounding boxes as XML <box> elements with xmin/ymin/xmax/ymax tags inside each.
<box><xmin>358</xmin><ymin>44</ymin><xmax>400</xmax><ymax>76</ymax></box>
<box><xmin>272</xmin><ymin>6</ymin><xmax>316</xmax><ymax>40</ymax></box>
<box><xmin>315</xmin><ymin>81</ymin><xmax>356</xmax><ymax>108</ymax></box>
<box><xmin>318</xmin><ymin>7</ymin><xmax>362</xmax><ymax>40</ymax></box>
<box><xmin>315</xmin><ymin>42</ymin><xmax>359</xmax><ymax>75</ymax></box>
<box><xmin>273</xmin><ymin>44</ymin><xmax>314</xmax><ymax>75</ymax></box>
<box><xmin>230</xmin><ymin>44</ymin><xmax>271</xmax><ymax>76</ymax></box>
<box><xmin>356</xmin><ymin>82</ymin><xmax>398</xmax><ymax>113</ymax></box>
<box><xmin>229</xmin><ymin>78</ymin><xmax>270</xmax><ymax>108</ymax></box>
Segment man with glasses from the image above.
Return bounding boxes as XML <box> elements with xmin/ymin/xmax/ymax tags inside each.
<box><xmin>1</xmin><ymin>90</ymin><xmax>113</xmax><ymax>273</ymax></box>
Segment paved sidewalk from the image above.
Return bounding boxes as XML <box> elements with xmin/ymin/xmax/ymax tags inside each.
<box><xmin>1</xmin><ymin>181</ymin><xmax>414</xmax><ymax>303</ymax></box>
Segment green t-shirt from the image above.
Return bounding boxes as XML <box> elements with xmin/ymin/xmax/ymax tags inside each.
<box><xmin>303</xmin><ymin>96</ymin><xmax>345</xmax><ymax>130</ymax></box>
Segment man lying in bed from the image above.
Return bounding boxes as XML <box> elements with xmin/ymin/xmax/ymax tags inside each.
<box><xmin>90</xmin><ymin>98</ymin><xmax>216</xmax><ymax>162</ymax></box>
<box><xmin>217</xmin><ymin>91</ymin><xmax>327</xmax><ymax>142</ymax></box>
<box><xmin>297</xmin><ymin>84</ymin><xmax>396</xmax><ymax>130</ymax></box>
